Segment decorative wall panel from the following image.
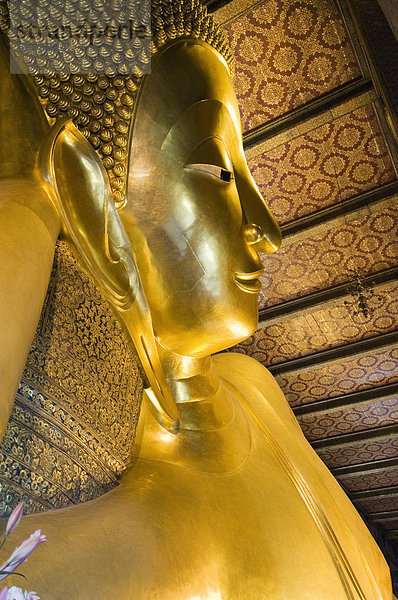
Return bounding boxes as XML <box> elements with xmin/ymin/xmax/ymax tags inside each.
<box><xmin>297</xmin><ymin>395</ymin><xmax>398</xmax><ymax>441</ymax></box>
<box><xmin>248</xmin><ymin>103</ymin><xmax>396</xmax><ymax>224</ymax></box>
<box><xmin>259</xmin><ymin>199</ymin><xmax>398</xmax><ymax>309</ymax></box>
<box><xmin>0</xmin><ymin>243</ymin><xmax>143</xmax><ymax>516</ymax></box>
<box><xmin>317</xmin><ymin>433</ymin><xmax>398</xmax><ymax>469</ymax></box>
<box><xmin>224</xmin><ymin>0</ymin><xmax>361</xmax><ymax>132</ymax></box>
<box><xmin>0</xmin><ymin>384</ymin><xmax>119</xmax><ymax>514</ymax></box>
<box><xmin>338</xmin><ymin>466</ymin><xmax>398</xmax><ymax>492</ymax></box>
<box><xmin>276</xmin><ymin>345</ymin><xmax>398</xmax><ymax>406</ymax></box>
<box><xmin>234</xmin><ymin>281</ymin><xmax>398</xmax><ymax>366</ymax></box>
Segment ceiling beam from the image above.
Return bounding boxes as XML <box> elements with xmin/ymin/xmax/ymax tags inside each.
<box><xmin>292</xmin><ymin>382</ymin><xmax>398</xmax><ymax>417</ymax></box>
<box><xmin>344</xmin><ymin>0</ymin><xmax>398</xmax><ymax>130</ymax></box>
<box><xmin>311</xmin><ymin>422</ymin><xmax>398</xmax><ymax>450</ymax></box>
<box><xmin>259</xmin><ymin>267</ymin><xmax>398</xmax><ymax>323</ymax></box>
<box><xmin>267</xmin><ymin>331</ymin><xmax>398</xmax><ymax>376</ymax></box>
<box><xmin>332</xmin><ymin>456</ymin><xmax>398</xmax><ymax>477</ymax></box>
<box><xmin>280</xmin><ymin>180</ymin><xmax>398</xmax><ymax>238</ymax></box>
<box><xmin>368</xmin><ymin>510</ymin><xmax>398</xmax><ymax>523</ymax></box>
<box><xmin>384</xmin><ymin>531</ymin><xmax>398</xmax><ymax>539</ymax></box>
<box><xmin>350</xmin><ymin>484</ymin><xmax>398</xmax><ymax>501</ymax></box>
<box><xmin>243</xmin><ymin>79</ymin><xmax>373</xmax><ymax>149</ymax></box>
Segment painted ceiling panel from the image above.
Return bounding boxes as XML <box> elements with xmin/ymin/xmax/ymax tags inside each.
<box><xmin>234</xmin><ymin>281</ymin><xmax>398</xmax><ymax>366</ymax></box>
<box><xmin>338</xmin><ymin>466</ymin><xmax>398</xmax><ymax>491</ymax></box>
<box><xmin>379</xmin><ymin>520</ymin><xmax>398</xmax><ymax>531</ymax></box>
<box><xmin>359</xmin><ymin>497</ymin><xmax>398</xmax><ymax>514</ymax></box>
<box><xmin>317</xmin><ymin>433</ymin><xmax>398</xmax><ymax>468</ymax></box>
<box><xmin>248</xmin><ymin>102</ymin><xmax>396</xmax><ymax>224</ymax></box>
<box><xmin>275</xmin><ymin>345</ymin><xmax>398</xmax><ymax>406</ymax></box>
<box><xmin>223</xmin><ymin>0</ymin><xmax>361</xmax><ymax>132</ymax></box>
<box><xmin>258</xmin><ymin>197</ymin><xmax>398</xmax><ymax>309</ymax></box>
<box><xmin>244</xmin><ymin>90</ymin><xmax>377</xmax><ymax>159</ymax></box>
<box><xmin>297</xmin><ymin>394</ymin><xmax>398</xmax><ymax>441</ymax></box>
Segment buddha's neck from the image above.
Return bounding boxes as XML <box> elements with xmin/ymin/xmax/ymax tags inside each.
<box><xmin>134</xmin><ymin>344</ymin><xmax>250</xmax><ymax>473</ymax></box>
<box><xmin>158</xmin><ymin>345</ymin><xmax>234</xmax><ymax>432</ymax></box>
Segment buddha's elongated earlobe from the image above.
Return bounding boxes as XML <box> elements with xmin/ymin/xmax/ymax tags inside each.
<box><xmin>40</xmin><ymin>118</ymin><xmax>134</xmax><ymax>308</ymax></box>
<box><xmin>39</xmin><ymin>119</ymin><xmax>179</xmax><ymax>432</ymax></box>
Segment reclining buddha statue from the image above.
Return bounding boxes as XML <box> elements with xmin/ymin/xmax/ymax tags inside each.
<box><xmin>0</xmin><ymin>0</ymin><xmax>393</xmax><ymax>597</ymax></box>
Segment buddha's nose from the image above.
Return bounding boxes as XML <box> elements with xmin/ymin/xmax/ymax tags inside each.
<box><xmin>237</xmin><ymin>168</ymin><xmax>282</xmax><ymax>255</ymax></box>
<box><xmin>243</xmin><ymin>224</ymin><xmax>265</xmax><ymax>246</ymax></box>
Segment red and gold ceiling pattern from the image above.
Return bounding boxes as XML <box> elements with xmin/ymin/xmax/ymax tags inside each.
<box><xmin>236</xmin><ymin>281</ymin><xmax>398</xmax><ymax>366</ymax></box>
<box><xmin>276</xmin><ymin>345</ymin><xmax>398</xmax><ymax>406</ymax></box>
<box><xmin>249</xmin><ymin>103</ymin><xmax>396</xmax><ymax>224</ymax></box>
<box><xmin>360</xmin><ymin>496</ymin><xmax>398</xmax><ymax>514</ymax></box>
<box><xmin>317</xmin><ymin>433</ymin><xmax>398</xmax><ymax>468</ymax></box>
<box><xmin>219</xmin><ymin>0</ymin><xmax>398</xmax><ymax>549</ymax></box>
<box><xmin>339</xmin><ymin>467</ymin><xmax>398</xmax><ymax>492</ymax></box>
<box><xmin>298</xmin><ymin>394</ymin><xmax>398</xmax><ymax>440</ymax></box>
<box><xmin>223</xmin><ymin>0</ymin><xmax>361</xmax><ymax>132</ymax></box>
<box><xmin>258</xmin><ymin>198</ymin><xmax>398</xmax><ymax>309</ymax></box>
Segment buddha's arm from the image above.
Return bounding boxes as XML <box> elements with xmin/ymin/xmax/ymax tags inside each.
<box><xmin>0</xmin><ymin>35</ymin><xmax>60</xmax><ymax>439</ymax></box>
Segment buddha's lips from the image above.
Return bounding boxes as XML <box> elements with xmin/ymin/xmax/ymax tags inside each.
<box><xmin>234</xmin><ymin>269</ymin><xmax>264</xmax><ymax>294</ymax></box>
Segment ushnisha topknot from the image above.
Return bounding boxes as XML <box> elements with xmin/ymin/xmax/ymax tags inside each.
<box><xmin>0</xmin><ymin>0</ymin><xmax>232</xmax><ymax>207</ymax></box>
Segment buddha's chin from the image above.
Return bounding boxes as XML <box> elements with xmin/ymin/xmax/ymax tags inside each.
<box><xmin>154</xmin><ymin>304</ymin><xmax>258</xmax><ymax>358</ymax></box>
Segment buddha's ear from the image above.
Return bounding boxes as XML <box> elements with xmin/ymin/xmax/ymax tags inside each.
<box><xmin>40</xmin><ymin>118</ymin><xmax>134</xmax><ymax>309</ymax></box>
<box><xmin>39</xmin><ymin>119</ymin><xmax>179</xmax><ymax>431</ymax></box>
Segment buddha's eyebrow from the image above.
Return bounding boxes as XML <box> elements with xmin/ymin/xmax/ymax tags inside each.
<box><xmin>161</xmin><ymin>98</ymin><xmax>225</xmax><ymax>149</ymax></box>
<box><xmin>187</xmin><ymin>134</ymin><xmax>232</xmax><ymax>163</ymax></box>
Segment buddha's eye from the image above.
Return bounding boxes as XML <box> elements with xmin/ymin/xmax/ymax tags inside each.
<box><xmin>185</xmin><ymin>163</ymin><xmax>234</xmax><ymax>182</ymax></box>
<box><xmin>185</xmin><ymin>137</ymin><xmax>234</xmax><ymax>183</ymax></box>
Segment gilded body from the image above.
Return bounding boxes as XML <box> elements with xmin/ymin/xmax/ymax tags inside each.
<box><xmin>0</xmin><ymin>18</ymin><xmax>393</xmax><ymax>600</ymax></box>
<box><xmin>5</xmin><ymin>354</ymin><xmax>391</xmax><ymax>599</ymax></box>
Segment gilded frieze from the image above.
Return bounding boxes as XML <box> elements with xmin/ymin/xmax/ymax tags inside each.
<box><xmin>0</xmin><ymin>243</ymin><xmax>143</xmax><ymax>516</ymax></box>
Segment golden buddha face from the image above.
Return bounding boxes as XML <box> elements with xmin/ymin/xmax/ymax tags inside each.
<box><xmin>120</xmin><ymin>40</ymin><xmax>281</xmax><ymax>358</ymax></box>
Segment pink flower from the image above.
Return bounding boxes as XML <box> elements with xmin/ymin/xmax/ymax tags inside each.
<box><xmin>0</xmin><ymin>530</ymin><xmax>46</xmax><ymax>580</ymax></box>
<box><xmin>5</xmin><ymin>504</ymin><xmax>24</xmax><ymax>537</ymax></box>
<box><xmin>0</xmin><ymin>587</ymin><xmax>8</xmax><ymax>600</ymax></box>
<box><xmin>24</xmin><ymin>593</ymin><xmax>39</xmax><ymax>600</ymax></box>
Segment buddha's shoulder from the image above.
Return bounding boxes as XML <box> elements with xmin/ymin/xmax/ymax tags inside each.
<box><xmin>212</xmin><ymin>351</ymin><xmax>280</xmax><ymax>392</ymax></box>
<box><xmin>212</xmin><ymin>351</ymin><xmax>273</xmax><ymax>378</ymax></box>
<box><xmin>212</xmin><ymin>352</ymin><xmax>303</xmax><ymax>435</ymax></box>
